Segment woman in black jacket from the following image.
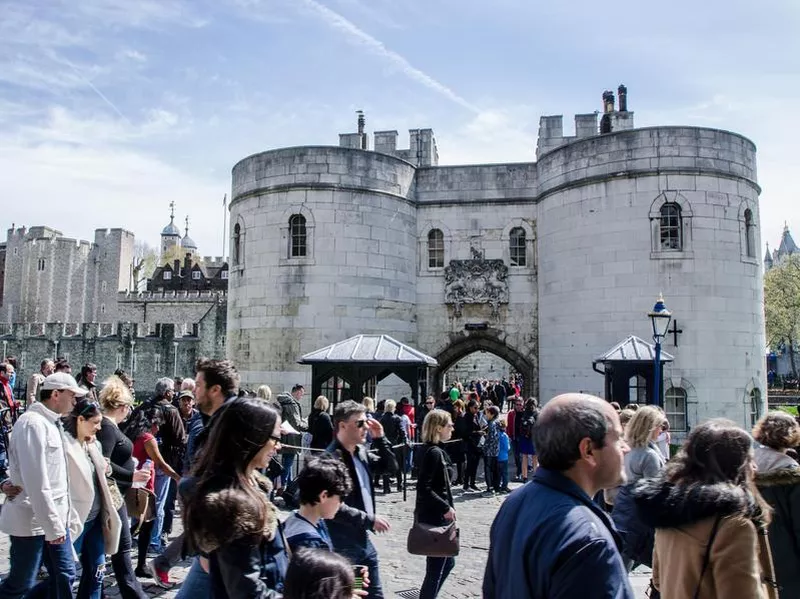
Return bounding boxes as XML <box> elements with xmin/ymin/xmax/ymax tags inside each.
<box><xmin>309</xmin><ymin>395</ymin><xmax>334</xmax><ymax>450</ymax></box>
<box><xmin>416</xmin><ymin>409</ymin><xmax>456</xmax><ymax>599</ymax></box>
<box><xmin>183</xmin><ymin>398</ymin><xmax>288</xmax><ymax>599</ymax></box>
<box><xmin>97</xmin><ymin>376</ymin><xmax>151</xmax><ymax>598</ymax></box>
<box><xmin>753</xmin><ymin>411</ymin><xmax>800</xmax><ymax>598</ymax></box>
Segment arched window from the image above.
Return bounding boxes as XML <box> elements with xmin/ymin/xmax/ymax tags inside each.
<box><xmin>509</xmin><ymin>227</ymin><xmax>526</xmax><ymax>266</ymax></box>
<box><xmin>428</xmin><ymin>229</ymin><xmax>444</xmax><ymax>268</ymax></box>
<box><xmin>750</xmin><ymin>388</ymin><xmax>762</xmax><ymax>427</ymax></box>
<box><xmin>289</xmin><ymin>214</ymin><xmax>307</xmax><ymax>258</ymax></box>
<box><xmin>660</xmin><ymin>203</ymin><xmax>682</xmax><ymax>250</ymax></box>
<box><xmin>233</xmin><ymin>223</ymin><xmax>242</xmax><ymax>266</ymax></box>
<box><xmin>744</xmin><ymin>209</ymin><xmax>756</xmax><ymax>258</ymax></box>
<box><xmin>664</xmin><ymin>387</ymin><xmax>687</xmax><ymax>431</ymax></box>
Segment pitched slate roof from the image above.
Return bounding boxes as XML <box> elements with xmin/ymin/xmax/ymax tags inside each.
<box><xmin>595</xmin><ymin>335</ymin><xmax>674</xmax><ymax>363</ymax></box>
<box><xmin>299</xmin><ymin>334</ymin><xmax>438</xmax><ymax>366</ymax></box>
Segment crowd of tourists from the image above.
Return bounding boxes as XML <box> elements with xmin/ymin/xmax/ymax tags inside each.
<box><xmin>0</xmin><ymin>355</ymin><xmax>799</xmax><ymax>599</ymax></box>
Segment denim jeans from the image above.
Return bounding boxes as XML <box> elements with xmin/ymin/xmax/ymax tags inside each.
<box><xmin>419</xmin><ymin>556</ymin><xmax>455</xmax><ymax>599</ymax></box>
<box><xmin>280</xmin><ymin>453</ymin><xmax>296</xmax><ymax>487</ymax></box>
<box><xmin>497</xmin><ymin>460</ymin><xmax>508</xmax><ymax>490</ymax></box>
<box><xmin>150</xmin><ymin>471</ymin><xmax>171</xmax><ymax>548</ymax></box>
<box><xmin>162</xmin><ymin>477</ymin><xmax>178</xmax><ymax>536</ymax></box>
<box><xmin>74</xmin><ymin>517</ymin><xmax>106</xmax><ymax>599</ymax></box>
<box><xmin>483</xmin><ymin>456</ymin><xmax>498</xmax><ymax>491</ymax></box>
<box><xmin>335</xmin><ymin>538</ymin><xmax>383</xmax><ymax>599</ymax></box>
<box><xmin>175</xmin><ymin>558</ymin><xmax>212</xmax><ymax>599</ymax></box>
<box><xmin>0</xmin><ymin>533</ymin><xmax>76</xmax><ymax>599</ymax></box>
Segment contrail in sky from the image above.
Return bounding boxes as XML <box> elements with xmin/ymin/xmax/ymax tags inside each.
<box><xmin>296</xmin><ymin>0</ymin><xmax>481</xmax><ymax>114</ymax></box>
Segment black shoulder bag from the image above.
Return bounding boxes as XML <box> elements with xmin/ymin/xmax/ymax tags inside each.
<box><xmin>693</xmin><ymin>515</ymin><xmax>723</xmax><ymax>599</ymax></box>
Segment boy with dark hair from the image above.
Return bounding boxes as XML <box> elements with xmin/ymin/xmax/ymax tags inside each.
<box><xmin>283</xmin><ymin>455</ymin><xmax>353</xmax><ymax>552</ymax></box>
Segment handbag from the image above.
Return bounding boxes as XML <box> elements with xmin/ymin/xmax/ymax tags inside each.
<box><xmin>692</xmin><ymin>515</ymin><xmax>722</xmax><ymax>599</ymax></box>
<box><xmin>125</xmin><ymin>487</ymin><xmax>156</xmax><ymax>534</ymax></box>
<box><xmin>407</xmin><ymin>516</ymin><xmax>460</xmax><ymax>557</ymax></box>
<box><xmin>106</xmin><ymin>477</ymin><xmax>124</xmax><ymax>512</ymax></box>
<box><xmin>406</xmin><ymin>445</ymin><xmax>459</xmax><ymax>557</ymax></box>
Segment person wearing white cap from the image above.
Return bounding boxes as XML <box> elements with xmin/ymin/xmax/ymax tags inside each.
<box><xmin>0</xmin><ymin>372</ymin><xmax>88</xmax><ymax>599</ymax></box>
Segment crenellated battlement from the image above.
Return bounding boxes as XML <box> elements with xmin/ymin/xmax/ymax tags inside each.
<box><xmin>338</xmin><ymin>116</ymin><xmax>438</xmax><ymax>167</ymax></box>
<box><xmin>201</xmin><ymin>256</ymin><xmax>227</xmax><ymax>267</ymax></box>
<box><xmin>118</xmin><ymin>289</ymin><xmax>227</xmax><ymax>301</ymax></box>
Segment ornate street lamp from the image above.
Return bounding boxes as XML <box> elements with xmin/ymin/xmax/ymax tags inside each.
<box><xmin>648</xmin><ymin>294</ymin><xmax>672</xmax><ymax>407</ymax></box>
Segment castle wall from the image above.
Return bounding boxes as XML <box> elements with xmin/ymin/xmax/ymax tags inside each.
<box><xmin>535</xmin><ymin>127</ymin><xmax>764</xmax><ymax>429</ymax></box>
<box><xmin>228</xmin><ymin>147</ymin><xmax>418</xmax><ymax>393</ymax></box>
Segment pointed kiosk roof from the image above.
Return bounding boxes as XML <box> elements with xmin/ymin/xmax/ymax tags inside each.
<box><xmin>299</xmin><ymin>334</ymin><xmax>437</xmax><ymax>366</ymax></box>
<box><xmin>594</xmin><ymin>335</ymin><xmax>674</xmax><ymax>363</ymax></box>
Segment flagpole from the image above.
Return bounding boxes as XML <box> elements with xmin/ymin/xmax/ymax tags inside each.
<box><xmin>222</xmin><ymin>193</ymin><xmax>227</xmax><ymax>261</ymax></box>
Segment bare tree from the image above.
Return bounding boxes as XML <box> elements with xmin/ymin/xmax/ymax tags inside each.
<box><xmin>132</xmin><ymin>241</ymin><xmax>158</xmax><ymax>291</ymax></box>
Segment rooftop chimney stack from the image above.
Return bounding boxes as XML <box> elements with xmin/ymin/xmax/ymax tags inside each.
<box><xmin>356</xmin><ymin>110</ymin><xmax>367</xmax><ymax>149</ymax></box>
<box><xmin>618</xmin><ymin>84</ymin><xmax>628</xmax><ymax>112</ymax></box>
<box><xmin>602</xmin><ymin>91</ymin><xmax>615</xmax><ymax>114</ymax></box>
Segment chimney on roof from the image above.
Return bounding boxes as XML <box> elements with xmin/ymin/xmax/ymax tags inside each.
<box><xmin>357</xmin><ymin>110</ymin><xmax>367</xmax><ymax>150</ymax></box>
<box><xmin>618</xmin><ymin>84</ymin><xmax>628</xmax><ymax>112</ymax></box>
<box><xmin>602</xmin><ymin>90</ymin><xmax>615</xmax><ymax>113</ymax></box>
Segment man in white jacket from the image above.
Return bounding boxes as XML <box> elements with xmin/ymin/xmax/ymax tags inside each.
<box><xmin>0</xmin><ymin>372</ymin><xmax>88</xmax><ymax>599</ymax></box>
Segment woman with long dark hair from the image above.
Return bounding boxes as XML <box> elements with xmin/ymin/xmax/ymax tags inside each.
<box><xmin>182</xmin><ymin>398</ymin><xmax>288</xmax><ymax>598</ymax></box>
<box><xmin>122</xmin><ymin>404</ymin><xmax>180</xmax><ymax>578</ymax></box>
<box><xmin>97</xmin><ymin>376</ymin><xmax>151</xmax><ymax>598</ymax></box>
<box><xmin>753</xmin><ymin>411</ymin><xmax>800</xmax><ymax>597</ymax></box>
<box><xmin>634</xmin><ymin>419</ymin><xmax>778</xmax><ymax>599</ymax></box>
<box><xmin>62</xmin><ymin>398</ymin><xmax>122</xmax><ymax>599</ymax></box>
<box><xmin>283</xmin><ymin>548</ymin><xmax>355</xmax><ymax>599</ymax></box>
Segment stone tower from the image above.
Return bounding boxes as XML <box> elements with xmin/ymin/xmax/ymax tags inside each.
<box><xmin>161</xmin><ymin>202</ymin><xmax>181</xmax><ymax>258</ymax></box>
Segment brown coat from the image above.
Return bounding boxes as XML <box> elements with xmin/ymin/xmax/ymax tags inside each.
<box><xmin>653</xmin><ymin>515</ymin><xmax>777</xmax><ymax>599</ymax></box>
<box><xmin>634</xmin><ymin>478</ymin><xmax>779</xmax><ymax>599</ymax></box>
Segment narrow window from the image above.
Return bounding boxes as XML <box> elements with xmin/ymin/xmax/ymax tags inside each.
<box><xmin>100</xmin><ymin>304</ymin><xmax>106</xmax><ymax>315</ymax></box>
<box><xmin>428</xmin><ymin>229</ymin><xmax>444</xmax><ymax>268</ymax></box>
<box><xmin>154</xmin><ymin>354</ymin><xmax>161</xmax><ymax>372</ymax></box>
<box><xmin>221</xmin><ymin>270</ymin><xmax>229</xmax><ymax>280</ymax></box>
<box><xmin>750</xmin><ymin>388</ymin><xmax>761</xmax><ymax>427</ymax></box>
<box><xmin>233</xmin><ymin>223</ymin><xmax>242</xmax><ymax>265</ymax></box>
<box><xmin>744</xmin><ymin>209</ymin><xmax>756</xmax><ymax>258</ymax></box>
<box><xmin>115</xmin><ymin>352</ymin><xmax>123</xmax><ymax>370</ymax></box>
<box><xmin>664</xmin><ymin>387</ymin><xmax>687</xmax><ymax>431</ymax></box>
<box><xmin>628</xmin><ymin>375</ymin><xmax>647</xmax><ymax>404</ymax></box>
<box><xmin>163</xmin><ymin>271</ymin><xmax>172</xmax><ymax>280</ymax></box>
<box><xmin>660</xmin><ymin>203</ymin><xmax>682</xmax><ymax>250</ymax></box>
<box><xmin>509</xmin><ymin>227</ymin><xmax>526</xmax><ymax>266</ymax></box>
<box><xmin>289</xmin><ymin>215</ymin><xmax>307</xmax><ymax>258</ymax></box>
<box><xmin>101</xmin><ymin>281</ymin><xmax>107</xmax><ymax>293</ymax></box>
<box><xmin>37</xmin><ymin>258</ymin><xmax>46</xmax><ymax>271</ymax></box>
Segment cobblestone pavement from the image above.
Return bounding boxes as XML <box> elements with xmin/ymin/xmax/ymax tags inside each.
<box><xmin>1</xmin><ymin>480</ymin><xmax>652</xmax><ymax>598</ymax></box>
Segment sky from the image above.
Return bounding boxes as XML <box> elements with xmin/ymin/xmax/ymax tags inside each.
<box><xmin>1</xmin><ymin>0</ymin><xmax>799</xmax><ymax>257</ymax></box>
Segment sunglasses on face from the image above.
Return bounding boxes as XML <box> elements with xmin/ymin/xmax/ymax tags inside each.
<box><xmin>355</xmin><ymin>419</ymin><xmax>367</xmax><ymax>428</ymax></box>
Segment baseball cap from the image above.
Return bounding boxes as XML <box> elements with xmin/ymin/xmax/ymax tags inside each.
<box><xmin>178</xmin><ymin>390</ymin><xmax>195</xmax><ymax>400</ymax></box>
<box><xmin>41</xmin><ymin>373</ymin><xmax>89</xmax><ymax>396</ymax></box>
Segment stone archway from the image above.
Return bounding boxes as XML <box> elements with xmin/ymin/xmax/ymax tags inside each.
<box><xmin>432</xmin><ymin>333</ymin><xmax>537</xmax><ymax>399</ymax></box>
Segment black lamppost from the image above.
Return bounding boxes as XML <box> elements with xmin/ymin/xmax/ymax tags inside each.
<box><xmin>648</xmin><ymin>294</ymin><xmax>672</xmax><ymax>407</ymax></box>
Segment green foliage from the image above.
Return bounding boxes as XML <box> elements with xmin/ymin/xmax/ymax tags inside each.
<box><xmin>776</xmin><ymin>405</ymin><xmax>799</xmax><ymax>417</ymax></box>
<box><xmin>764</xmin><ymin>254</ymin><xmax>800</xmax><ymax>377</ymax></box>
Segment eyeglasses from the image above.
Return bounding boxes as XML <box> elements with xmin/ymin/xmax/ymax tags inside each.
<box><xmin>269</xmin><ymin>435</ymin><xmax>282</xmax><ymax>444</ymax></box>
<box><xmin>355</xmin><ymin>419</ymin><xmax>367</xmax><ymax>428</ymax></box>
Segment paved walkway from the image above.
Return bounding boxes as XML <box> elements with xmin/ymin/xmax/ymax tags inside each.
<box><xmin>1</xmin><ymin>477</ymin><xmax>652</xmax><ymax>598</ymax></box>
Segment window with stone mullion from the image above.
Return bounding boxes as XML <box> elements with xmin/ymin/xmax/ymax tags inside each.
<box><xmin>428</xmin><ymin>229</ymin><xmax>444</xmax><ymax>268</ymax></box>
<box><xmin>289</xmin><ymin>215</ymin><xmax>307</xmax><ymax>258</ymax></box>
<box><xmin>659</xmin><ymin>204</ymin><xmax>682</xmax><ymax>250</ymax></box>
<box><xmin>664</xmin><ymin>387</ymin><xmax>687</xmax><ymax>431</ymax></box>
<box><xmin>510</xmin><ymin>227</ymin><xmax>526</xmax><ymax>266</ymax></box>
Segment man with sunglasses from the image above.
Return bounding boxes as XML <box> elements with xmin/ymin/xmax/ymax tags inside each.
<box><xmin>326</xmin><ymin>400</ymin><xmax>399</xmax><ymax>599</ymax></box>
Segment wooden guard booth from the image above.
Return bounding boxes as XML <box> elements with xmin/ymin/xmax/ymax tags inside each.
<box><xmin>298</xmin><ymin>334</ymin><xmax>438</xmax><ymax>409</ymax></box>
<box><xmin>592</xmin><ymin>335</ymin><xmax>674</xmax><ymax>406</ymax></box>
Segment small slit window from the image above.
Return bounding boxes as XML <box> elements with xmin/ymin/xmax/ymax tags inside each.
<box><xmin>744</xmin><ymin>209</ymin><xmax>756</xmax><ymax>258</ymax></box>
<box><xmin>428</xmin><ymin>229</ymin><xmax>444</xmax><ymax>268</ymax></box>
<box><xmin>37</xmin><ymin>258</ymin><xmax>46</xmax><ymax>271</ymax></box>
<box><xmin>233</xmin><ymin>223</ymin><xmax>242</xmax><ymax>266</ymax></box>
<box><xmin>510</xmin><ymin>227</ymin><xmax>526</xmax><ymax>266</ymax></box>
<box><xmin>660</xmin><ymin>203</ymin><xmax>682</xmax><ymax>250</ymax></box>
<box><xmin>289</xmin><ymin>215</ymin><xmax>307</xmax><ymax>258</ymax></box>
